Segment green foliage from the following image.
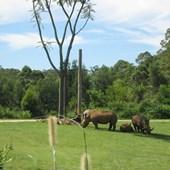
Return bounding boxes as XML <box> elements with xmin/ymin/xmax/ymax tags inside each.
<box><xmin>48</xmin><ymin>110</ymin><xmax>58</xmax><ymax>116</ymax></box>
<box><xmin>0</xmin><ymin>144</ymin><xmax>13</xmax><ymax>169</ymax></box>
<box><xmin>90</xmin><ymin>65</ymin><xmax>113</xmax><ymax>92</ymax></box>
<box><xmin>154</xmin><ymin>104</ymin><xmax>170</xmax><ymax>118</ymax></box>
<box><xmin>37</xmin><ymin>78</ymin><xmax>59</xmax><ymax>112</ymax></box>
<box><xmin>21</xmin><ymin>86</ymin><xmax>41</xmax><ymax>117</ymax></box>
<box><xmin>67</xmin><ymin>60</ymin><xmax>90</xmax><ymax>112</ymax></box>
<box><xmin>0</xmin><ymin>106</ymin><xmax>31</xmax><ymax>119</ymax></box>
<box><xmin>157</xmin><ymin>85</ymin><xmax>170</xmax><ymax>104</ymax></box>
<box><xmin>159</xmin><ymin>28</ymin><xmax>170</xmax><ymax>52</ymax></box>
<box><xmin>112</xmin><ymin>60</ymin><xmax>135</xmax><ymax>82</ymax></box>
<box><xmin>0</xmin><ymin>29</ymin><xmax>170</xmax><ymax>118</ymax></box>
<box><xmin>87</xmin><ymin>89</ymin><xmax>106</xmax><ymax>108</ymax></box>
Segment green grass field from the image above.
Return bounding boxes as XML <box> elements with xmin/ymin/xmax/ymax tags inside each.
<box><xmin>0</xmin><ymin>121</ymin><xmax>170</xmax><ymax>170</ymax></box>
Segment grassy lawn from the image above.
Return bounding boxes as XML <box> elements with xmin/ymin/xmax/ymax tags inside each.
<box><xmin>0</xmin><ymin>121</ymin><xmax>170</xmax><ymax>170</ymax></box>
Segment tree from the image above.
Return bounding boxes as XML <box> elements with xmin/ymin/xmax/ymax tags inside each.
<box><xmin>159</xmin><ymin>28</ymin><xmax>170</xmax><ymax>53</ymax></box>
<box><xmin>18</xmin><ymin>66</ymin><xmax>33</xmax><ymax>89</ymax></box>
<box><xmin>136</xmin><ymin>51</ymin><xmax>153</xmax><ymax>65</ymax></box>
<box><xmin>37</xmin><ymin>78</ymin><xmax>59</xmax><ymax>112</ymax></box>
<box><xmin>32</xmin><ymin>0</ymin><xmax>94</xmax><ymax>116</ymax></box>
<box><xmin>13</xmin><ymin>80</ymin><xmax>25</xmax><ymax>107</ymax></box>
<box><xmin>132</xmin><ymin>52</ymin><xmax>153</xmax><ymax>85</ymax></box>
<box><xmin>149</xmin><ymin>63</ymin><xmax>167</xmax><ymax>91</ymax></box>
<box><xmin>89</xmin><ymin>65</ymin><xmax>113</xmax><ymax>93</ymax></box>
<box><xmin>21</xmin><ymin>86</ymin><xmax>41</xmax><ymax>117</ymax></box>
<box><xmin>112</xmin><ymin>60</ymin><xmax>135</xmax><ymax>82</ymax></box>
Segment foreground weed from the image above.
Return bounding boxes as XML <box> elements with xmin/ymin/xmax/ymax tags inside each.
<box><xmin>0</xmin><ymin>144</ymin><xmax>13</xmax><ymax>169</ymax></box>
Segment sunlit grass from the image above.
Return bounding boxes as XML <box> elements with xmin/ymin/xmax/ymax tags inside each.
<box><xmin>0</xmin><ymin>121</ymin><xmax>170</xmax><ymax>170</ymax></box>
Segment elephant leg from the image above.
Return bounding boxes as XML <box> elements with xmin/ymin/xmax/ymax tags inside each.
<box><xmin>133</xmin><ymin>125</ymin><xmax>137</xmax><ymax>132</ymax></box>
<box><xmin>137</xmin><ymin>126</ymin><xmax>141</xmax><ymax>132</ymax></box>
<box><xmin>141</xmin><ymin>128</ymin><xmax>146</xmax><ymax>134</ymax></box>
<box><xmin>112</xmin><ymin>124</ymin><xmax>116</xmax><ymax>131</ymax></box>
<box><xmin>93</xmin><ymin>122</ymin><xmax>98</xmax><ymax>129</ymax></box>
<box><xmin>108</xmin><ymin>122</ymin><xmax>112</xmax><ymax>131</ymax></box>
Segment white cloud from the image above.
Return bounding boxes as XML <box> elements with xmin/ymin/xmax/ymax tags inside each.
<box><xmin>0</xmin><ymin>33</ymin><xmax>42</xmax><ymax>49</ymax></box>
<box><xmin>0</xmin><ymin>0</ymin><xmax>31</xmax><ymax>24</ymax></box>
<box><xmin>0</xmin><ymin>0</ymin><xmax>170</xmax><ymax>48</ymax></box>
<box><xmin>93</xmin><ymin>0</ymin><xmax>170</xmax><ymax>24</ymax></box>
<box><xmin>130</xmin><ymin>34</ymin><xmax>163</xmax><ymax>48</ymax></box>
<box><xmin>0</xmin><ymin>33</ymin><xmax>85</xmax><ymax>50</ymax></box>
<box><xmin>1</xmin><ymin>0</ymin><xmax>170</xmax><ymax>31</ymax></box>
<box><xmin>65</xmin><ymin>35</ymin><xmax>85</xmax><ymax>45</ymax></box>
<box><xmin>113</xmin><ymin>27</ymin><xmax>163</xmax><ymax>48</ymax></box>
<box><xmin>91</xmin><ymin>0</ymin><xmax>170</xmax><ymax>47</ymax></box>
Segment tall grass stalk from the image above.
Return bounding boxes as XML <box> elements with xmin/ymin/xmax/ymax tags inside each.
<box><xmin>65</xmin><ymin>117</ymin><xmax>91</xmax><ymax>170</ymax></box>
<box><xmin>81</xmin><ymin>153</ymin><xmax>90</xmax><ymax>170</ymax></box>
<box><xmin>50</xmin><ymin>116</ymin><xmax>91</xmax><ymax>170</ymax></box>
<box><xmin>48</xmin><ymin>116</ymin><xmax>57</xmax><ymax>170</ymax></box>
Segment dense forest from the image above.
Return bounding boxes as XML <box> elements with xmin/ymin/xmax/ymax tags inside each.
<box><xmin>0</xmin><ymin>30</ymin><xmax>170</xmax><ymax>119</ymax></box>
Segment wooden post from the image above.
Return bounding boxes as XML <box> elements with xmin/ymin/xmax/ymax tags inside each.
<box><xmin>77</xmin><ymin>49</ymin><xmax>82</xmax><ymax>115</ymax></box>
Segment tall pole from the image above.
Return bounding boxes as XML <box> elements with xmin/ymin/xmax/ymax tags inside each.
<box><xmin>77</xmin><ymin>49</ymin><xmax>82</xmax><ymax>115</ymax></box>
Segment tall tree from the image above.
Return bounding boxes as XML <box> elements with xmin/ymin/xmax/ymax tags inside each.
<box><xmin>32</xmin><ymin>0</ymin><xmax>94</xmax><ymax>116</ymax></box>
<box><xmin>159</xmin><ymin>28</ymin><xmax>170</xmax><ymax>53</ymax></box>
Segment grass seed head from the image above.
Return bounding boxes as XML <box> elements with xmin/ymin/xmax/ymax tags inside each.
<box><xmin>81</xmin><ymin>153</ymin><xmax>90</xmax><ymax>170</ymax></box>
<box><xmin>48</xmin><ymin>116</ymin><xmax>57</xmax><ymax>147</ymax></box>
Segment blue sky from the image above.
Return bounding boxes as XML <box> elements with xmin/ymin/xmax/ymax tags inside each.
<box><xmin>0</xmin><ymin>0</ymin><xmax>170</xmax><ymax>70</ymax></box>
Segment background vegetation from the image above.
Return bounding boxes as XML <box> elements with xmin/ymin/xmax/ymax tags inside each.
<box><xmin>0</xmin><ymin>30</ymin><xmax>170</xmax><ymax>119</ymax></box>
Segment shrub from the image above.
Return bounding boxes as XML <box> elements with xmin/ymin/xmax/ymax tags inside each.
<box><xmin>21</xmin><ymin>86</ymin><xmax>42</xmax><ymax>117</ymax></box>
<box><xmin>154</xmin><ymin>104</ymin><xmax>170</xmax><ymax>118</ymax></box>
<box><xmin>0</xmin><ymin>106</ymin><xmax>31</xmax><ymax>119</ymax></box>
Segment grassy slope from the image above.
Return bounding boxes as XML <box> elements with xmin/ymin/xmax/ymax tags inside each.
<box><xmin>0</xmin><ymin>121</ymin><xmax>170</xmax><ymax>170</ymax></box>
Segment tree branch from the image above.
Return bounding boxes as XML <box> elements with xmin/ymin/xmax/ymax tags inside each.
<box><xmin>63</xmin><ymin>1</ymin><xmax>86</xmax><ymax>69</ymax></box>
<box><xmin>59</xmin><ymin>0</ymin><xmax>76</xmax><ymax>40</ymax></box>
<box><xmin>64</xmin><ymin>34</ymin><xmax>75</xmax><ymax>70</ymax></box>
<box><xmin>45</xmin><ymin>0</ymin><xmax>61</xmax><ymax>46</ymax></box>
<box><xmin>73</xmin><ymin>1</ymin><xmax>85</xmax><ymax>33</ymax></box>
<box><xmin>33</xmin><ymin>0</ymin><xmax>59</xmax><ymax>74</ymax></box>
<box><xmin>75</xmin><ymin>17</ymin><xmax>89</xmax><ymax>35</ymax></box>
<box><xmin>45</xmin><ymin>0</ymin><xmax>64</xmax><ymax>67</ymax></box>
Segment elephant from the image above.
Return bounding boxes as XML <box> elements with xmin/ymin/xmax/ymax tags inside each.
<box><xmin>132</xmin><ymin>114</ymin><xmax>153</xmax><ymax>134</ymax></box>
<box><xmin>81</xmin><ymin>109</ymin><xmax>117</xmax><ymax>131</ymax></box>
<box><xmin>120</xmin><ymin>123</ymin><xmax>134</xmax><ymax>132</ymax></box>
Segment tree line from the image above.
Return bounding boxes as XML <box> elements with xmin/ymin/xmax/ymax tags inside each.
<box><xmin>0</xmin><ymin>30</ymin><xmax>170</xmax><ymax>119</ymax></box>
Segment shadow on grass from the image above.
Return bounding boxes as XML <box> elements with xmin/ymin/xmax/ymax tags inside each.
<box><xmin>89</xmin><ymin>127</ymin><xmax>170</xmax><ymax>142</ymax></box>
<box><xmin>134</xmin><ymin>132</ymin><xmax>170</xmax><ymax>142</ymax></box>
<box><xmin>86</xmin><ymin>125</ymin><xmax>119</xmax><ymax>132</ymax></box>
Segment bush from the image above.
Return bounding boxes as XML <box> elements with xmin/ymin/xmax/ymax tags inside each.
<box><xmin>0</xmin><ymin>106</ymin><xmax>31</xmax><ymax>119</ymax></box>
<box><xmin>154</xmin><ymin>104</ymin><xmax>170</xmax><ymax>118</ymax></box>
<box><xmin>120</xmin><ymin>103</ymin><xmax>140</xmax><ymax>118</ymax></box>
<box><xmin>21</xmin><ymin>86</ymin><xmax>42</xmax><ymax>117</ymax></box>
<box><xmin>48</xmin><ymin>110</ymin><xmax>58</xmax><ymax>116</ymax></box>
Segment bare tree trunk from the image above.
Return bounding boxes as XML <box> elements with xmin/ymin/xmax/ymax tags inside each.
<box><xmin>77</xmin><ymin>49</ymin><xmax>82</xmax><ymax>115</ymax></box>
<box><xmin>63</xmin><ymin>69</ymin><xmax>67</xmax><ymax>117</ymax></box>
<box><xmin>58</xmin><ymin>71</ymin><xmax>64</xmax><ymax>117</ymax></box>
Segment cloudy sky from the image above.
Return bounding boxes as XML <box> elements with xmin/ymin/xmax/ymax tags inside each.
<box><xmin>0</xmin><ymin>0</ymin><xmax>170</xmax><ymax>70</ymax></box>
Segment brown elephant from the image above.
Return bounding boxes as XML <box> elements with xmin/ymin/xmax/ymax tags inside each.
<box><xmin>81</xmin><ymin>109</ymin><xmax>117</xmax><ymax>131</ymax></box>
<box><xmin>120</xmin><ymin>123</ymin><xmax>134</xmax><ymax>132</ymax></box>
<box><xmin>132</xmin><ymin>114</ymin><xmax>153</xmax><ymax>134</ymax></box>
